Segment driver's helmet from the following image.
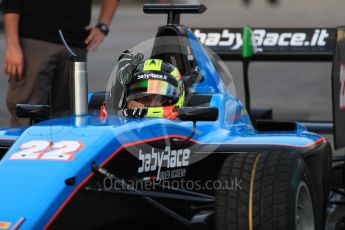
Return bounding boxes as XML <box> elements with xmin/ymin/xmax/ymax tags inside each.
<box><xmin>126</xmin><ymin>59</ymin><xmax>185</xmax><ymax>119</ymax></box>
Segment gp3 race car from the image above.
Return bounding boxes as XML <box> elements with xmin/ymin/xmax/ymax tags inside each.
<box><xmin>0</xmin><ymin>4</ymin><xmax>344</xmax><ymax>230</ymax></box>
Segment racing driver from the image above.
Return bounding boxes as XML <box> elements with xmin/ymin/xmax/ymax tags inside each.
<box><xmin>101</xmin><ymin>52</ymin><xmax>185</xmax><ymax>120</ymax></box>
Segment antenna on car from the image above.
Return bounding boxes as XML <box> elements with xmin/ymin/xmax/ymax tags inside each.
<box><xmin>143</xmin><ymin>4</ymin><xmax>207</xmax><ymax>25</ymax></box>
<box><xmin>58</xmin><ymin>30</ymin><xmax>78</xmax><ymax>59</ymax></box>
<box><xmin>58</xmin><ymin>30</ymin><xmax>88</xmax><ymax>116</ymax></box>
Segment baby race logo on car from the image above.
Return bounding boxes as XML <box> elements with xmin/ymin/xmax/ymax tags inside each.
<box><xmin>138</xmin><ymin>146</ymin><xmax>191</xmax><ymax>181</ymax></box>
<box><xmin>193</xmin><ymin>28</ymin><xmax>335</xmax><ymax>52</ymax></box>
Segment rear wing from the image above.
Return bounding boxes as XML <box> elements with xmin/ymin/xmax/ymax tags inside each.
<box><xmin>192</xmin><ymin>28</ymin><xmax>336</xmax><ymax>61</ymax></box>
<box><xmin>192</xmin><ymin>27</ymin><xmax>345</xmax><ymax>149</ymax></box>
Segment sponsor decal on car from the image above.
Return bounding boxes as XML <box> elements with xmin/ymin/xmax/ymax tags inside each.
<box><xmin>0</xmin><ymin>222</ymin><xmax>11</xmax><ymax>230</ymax></box>
<box><xmin>193</xmin><ymin>28</ymin><xmax>335</xmax><ymax>53</ymax></box>
<box><xmin>158</xmin><ymin>168</ymin><xmax>187</xmax><ymax>180</ymax></box>
<box><xmin>138</xmin><ymin>146</ymin><xmax>190</xmax><ymax>181</ymax></box>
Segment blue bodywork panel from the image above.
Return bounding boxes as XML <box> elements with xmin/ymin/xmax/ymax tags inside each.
<box><xmin>0</xmin><ymin>127</ymin><xmax>27</xmax><ymax>141</ymax></box>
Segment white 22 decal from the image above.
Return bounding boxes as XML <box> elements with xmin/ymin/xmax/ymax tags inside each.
<box><xmin>10</xmin><ymin>140</ymin><xmax>83</xmax><ymax>161</ymax></box>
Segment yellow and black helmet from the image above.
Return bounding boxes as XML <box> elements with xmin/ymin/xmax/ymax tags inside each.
<box><xmin>126</xmin><ymin>59</ymin><xmax>185</xmax><ymax>119</ymax></box>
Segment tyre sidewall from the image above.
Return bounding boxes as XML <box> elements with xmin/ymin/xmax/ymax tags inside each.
<box><xmin>288</xmin><ymin>157</ymin><xmax>318</xmax><ymax>230</ymax></box>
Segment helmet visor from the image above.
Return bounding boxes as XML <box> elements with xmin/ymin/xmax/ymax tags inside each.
<box><xmin>127</xmin><ymin>79</ymin><xmax>180</xmax><ymax>101</ymax></box>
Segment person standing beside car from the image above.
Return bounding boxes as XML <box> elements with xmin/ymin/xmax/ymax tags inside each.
<box><xmin>2</xmin><ymin>0</ymin><xmax>119</xmax><ymax>126</ymax></box>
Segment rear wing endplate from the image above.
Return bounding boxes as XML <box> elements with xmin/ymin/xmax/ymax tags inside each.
<box><xmin>192</xmin><ymin>27</ymin><xmax>345</xmax><ymax>149</ymax></box>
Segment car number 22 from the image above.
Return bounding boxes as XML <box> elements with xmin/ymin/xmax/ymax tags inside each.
<box><xmin>9</xmin><ymin>140</ymin><xmax>83</xmax><ymax>161</ymax></box>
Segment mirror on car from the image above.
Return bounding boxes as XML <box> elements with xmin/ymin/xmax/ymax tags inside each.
<box><xmin>16</xmin><ymin>104</ymin><xmax>50</xmax><ymax>120</ymax></box>
<box><xmin>178</xmin><ymin>107</ymin><xmax>218</xmax><ymax>122</ymax></box>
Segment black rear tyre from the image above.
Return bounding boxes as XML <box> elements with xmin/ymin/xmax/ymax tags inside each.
<box><xmin>215</xmin><ymin>151</ymin><xmax>319</xmax><ymax>230</ymax></box>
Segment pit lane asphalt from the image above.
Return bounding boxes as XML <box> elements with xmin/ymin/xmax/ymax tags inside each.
<box><xmin>0</xmin><ymin>0</ymin><xmax>344</xmax><ymax>140</ymax></box>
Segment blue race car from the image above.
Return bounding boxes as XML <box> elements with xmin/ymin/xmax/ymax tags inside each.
<box><xmin>0</xmin><ymin>4</ymin><xmax>341</xmax><ymax>230</ymax></box>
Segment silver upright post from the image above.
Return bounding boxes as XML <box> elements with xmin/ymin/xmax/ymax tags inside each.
<box><xmin>59</xmin><ymin>30</ymin><xmax>88</xmax><ymax>116</ymax></box>
<box><xmin>71</xmin><ymin>62</ymin><xmax>88</xmax><ymax>115</ymax></box>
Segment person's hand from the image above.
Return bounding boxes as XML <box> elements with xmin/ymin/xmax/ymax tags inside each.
<box><xmin>123</xmin><ymin>100</ymin><xmax>148</xmax><ymax>118</ymax></box>
<box><xmin>116</xmin><ymin>51</ymin><xmax>144</xmax><ymax>86</ymax></box>
<box><xmin>4</xmin><ymin>44</ymin><xmax>24</xmax><ymax>80</ymax></box>
<box><xmin>85</xmin><ymin>26</ymin><xmax>106</xmax><ymax>52</ymax></box>
<box><xmin>123</xmin><ymin>107</ymin><xmax>148</xmax><ymax>118</ymax></box>
<box><xmin>127</xmin><ymin>100</ymin><xmax>145</xmax><ymax>109</ymax></box>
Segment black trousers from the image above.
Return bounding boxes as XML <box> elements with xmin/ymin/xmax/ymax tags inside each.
<box><xmin>6</xmin><ymin>38</ymin><xmax>87</xmax><ymax>126</ymax></box>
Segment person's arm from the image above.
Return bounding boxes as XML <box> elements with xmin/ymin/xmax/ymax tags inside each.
<box><xmin>85</xmin><ymin>0</ymin><xmax>119</xmax><ymax>52</ymax></box>
<box><xmin>98</xmin><ymin>0</ymin><xmax>119</xmax><ymax>25</ymax></box>
<box><xmin>3</xmin><ymin>0</ymin><xmax>24</xmax><ymax>80</ymax></box>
